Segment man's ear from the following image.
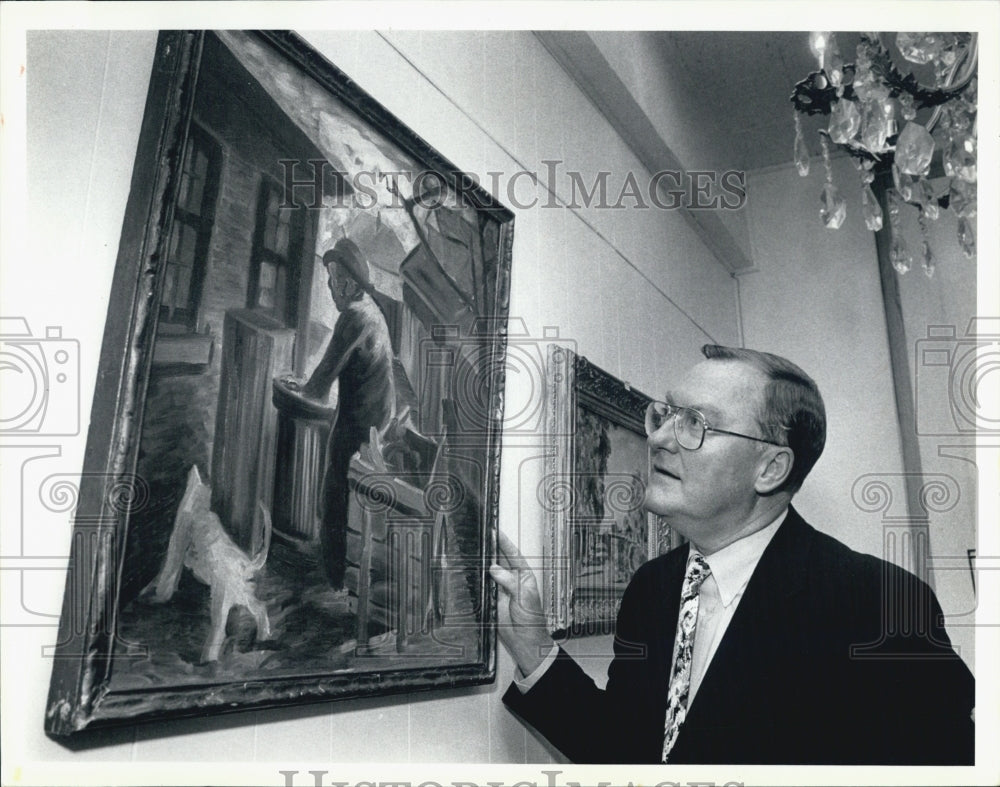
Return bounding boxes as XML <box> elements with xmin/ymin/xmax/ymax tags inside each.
<box><xmin>755</xmin><ymin>446</ymin><xmax>794</xmax><ymax>494</ymax></box>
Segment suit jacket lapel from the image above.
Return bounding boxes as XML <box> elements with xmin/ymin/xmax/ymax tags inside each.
<box><xmin>648</xmin><ymin>543</ymin><xmax>689</xmax><ymax>691</ymax></box>
<box><xmin>680</xmin><ymin>509</ymin><xmax>811</xmax><ymax>733</ymax></box>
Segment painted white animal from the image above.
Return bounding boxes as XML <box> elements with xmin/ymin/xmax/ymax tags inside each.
<box><xmin>146</xmin><ymin>465</ymin><xmax>272</xmax><ymax>663</ymax></box>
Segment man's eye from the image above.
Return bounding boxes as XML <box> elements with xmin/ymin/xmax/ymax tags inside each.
<box><xmin>680</xmin><ymin>411</ymin><xmax>702</xmax><ymax>431</ymax></box>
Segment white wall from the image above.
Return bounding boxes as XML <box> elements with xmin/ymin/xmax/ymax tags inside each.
<box><xmin>894</xmin><ymin>197</ymin><xmax>978</xmax><ymax>668</ymax></box>
<box><xmin>4</xmin><ymin>28</ymin><xmax>738</xmax><ymax>775</ymax></box>
<box><xmin>741</xmin><ymin>154</ymin><xmax>907</xmax><ymax>559</ymax></box>
<box><xmin>741</xmin><ymin>155</ymin><xmax>976</xmax><ymax>666</ymax></box>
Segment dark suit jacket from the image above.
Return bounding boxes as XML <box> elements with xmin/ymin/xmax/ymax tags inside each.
<box><xmin>503</xmin><ymin>508</ymin><xmax>975</xmax><ymax>764</ymax></box>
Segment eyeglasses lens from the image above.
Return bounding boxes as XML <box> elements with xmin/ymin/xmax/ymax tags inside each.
<box><xmin>675</xmin><ymin>409</ymin><xmax>705</xmax><ymax>450</ymax></box>
<box><xmin>645</xmin><ymin>402</ymin><xmax>705</xmax><ymax>450</ymax></box>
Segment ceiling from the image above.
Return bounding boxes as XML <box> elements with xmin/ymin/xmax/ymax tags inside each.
<box><xmin>653</xmin><ymin>31</ymin><xmax>861</xmax><ymax>171</ymax></box>
<box><xmin>539</xmin><ymin>30</ymin><xmax>946</xmax><ymax>271</ymax></box>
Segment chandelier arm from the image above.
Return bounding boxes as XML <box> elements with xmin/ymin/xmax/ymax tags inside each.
<box><xmin>817</xmin><ymin>129</ymin><xmax>881</xmax><ymax>164</ymax></box>
<box><xmin>926</xmin><ymin>34</ymin><xmax>978</xmax><ymax>134</ymax></box>
<box><xmin>792</xmin><ymin>34</ymin><xmax>977</xmax><ymax>117</ymax></box>
<box><xmin>867</xmin><ymin>50</ymin><xmax>953</xmax><ymax>108</ymax></box>
<box><xmin>935</xmin><ymin>33</ymin><xmax>979</xmax><ymax>95</ymax></box>
<box><xmin>790</xmin><ymin>69</ymin><xmax>856</xmax><ymax>115</ymax></box>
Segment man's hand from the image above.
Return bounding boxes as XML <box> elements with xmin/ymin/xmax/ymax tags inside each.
<box><xmin>490</xmin><ymin>529</ymin><xmax>555</xmax><ymax>677</ymax></box>
<box><xmin>278</xmin><ymin>374</ymin><xmax>304</xmax><ymax>392</ymax></box>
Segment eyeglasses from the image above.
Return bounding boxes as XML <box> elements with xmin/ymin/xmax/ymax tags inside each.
<box><xmin>645</xmin><ymin>400</ymin><xmax>787</xmax><ymax>451</ymax></box>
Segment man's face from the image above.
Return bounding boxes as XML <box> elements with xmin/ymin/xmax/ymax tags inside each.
<box><xmin>326</xmin><ymin>263</ymin><xmax>352</xmax><ymax>310</ymax></box>
<box><xmin>644</xmin><ymin>359</ymin><xmax>773</xmax><ymax>549</ymax></box>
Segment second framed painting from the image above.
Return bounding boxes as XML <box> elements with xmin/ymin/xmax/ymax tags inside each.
<box><xmin>543</xmin><ymin>346</ymin><xmax>679</xmax><ymax>635</ymax></box>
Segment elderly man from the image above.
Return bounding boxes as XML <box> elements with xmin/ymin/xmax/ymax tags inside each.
<box><xmin>491</xmin><ymin>345</ymin><xmax>974</xmax><ymax>765</ymax></box>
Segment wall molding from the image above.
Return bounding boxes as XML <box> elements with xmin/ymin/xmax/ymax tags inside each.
<box><xmin>535</xmin><ymin>31</ymin><xmax>754</xmax><ymax>275</ymax></box>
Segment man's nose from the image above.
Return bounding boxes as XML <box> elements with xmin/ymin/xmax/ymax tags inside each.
<box><xmin>647</xmin><ymin>419</ymin><xmax>679</xmax><ymax>452</ymax></box>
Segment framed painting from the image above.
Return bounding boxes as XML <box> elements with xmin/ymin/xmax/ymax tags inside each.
<box><xmin>543</xmin><ymin>346</ymin><xmax>678</xmax><ymax>635</ymax></box>
<box><xmin>45</xmin><ymin>30</ymin><xmax>513</xmax><ymax>736</ymax></box>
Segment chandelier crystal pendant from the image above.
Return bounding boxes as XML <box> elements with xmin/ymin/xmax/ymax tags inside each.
<box><xmin>819</xmin><ymin>136</ymin><xmax>847</xmax><ymax>229</ymax></box>
<box><xmin>791</xmin><ymin>32</ymin><xmax>978</xmax><ymax>275</ymax></box>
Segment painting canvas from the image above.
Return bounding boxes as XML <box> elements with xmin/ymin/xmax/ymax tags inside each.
<box><xmin>45</xmin><ymin>30</ymin><xmax>512</xmax><ymax>736</ymax></box>
<box><xmin>544</xmin><ymin>346</ymin><xmax>677</xmax><ymax>635</ymax></box>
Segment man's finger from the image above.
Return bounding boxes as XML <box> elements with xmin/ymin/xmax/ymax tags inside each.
<box><xmin>496</xmin><ymin>529</ymin><xmax>533</xmax><ymax>573</ymax></box>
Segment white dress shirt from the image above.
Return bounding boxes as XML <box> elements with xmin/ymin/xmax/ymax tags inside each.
<box><xmin>514</xmin><ymin>509</ymin><xmax>787</xmax><ymax>696</ymax></box>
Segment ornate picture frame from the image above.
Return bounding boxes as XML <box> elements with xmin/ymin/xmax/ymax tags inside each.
<box><xmin>45</xmin><ymin>30</ymin><xmax>513</xmax><ymax>737</ymax></box>
<box><xmin>543</xmin><ymin>346</ymin><xmax>677</xmax><ymax>635</ymax></box>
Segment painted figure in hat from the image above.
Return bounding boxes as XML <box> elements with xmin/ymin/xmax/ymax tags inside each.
<box><xmin>300</xmin><ymin>238</ymin><xmax>395</xmax><ymax>588</ymax></box>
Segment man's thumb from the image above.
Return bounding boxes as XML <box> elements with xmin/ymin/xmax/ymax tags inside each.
<box><xmin>489</xmin><ymin>564</ymin><xmax>517</xmax><ymax>595</ymax></box>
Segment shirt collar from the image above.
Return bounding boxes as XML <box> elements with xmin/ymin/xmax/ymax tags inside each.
<box><xmin>700</xmin><ymin>509</ymin><xmax>787</xmax><ymax>607</ymax></box>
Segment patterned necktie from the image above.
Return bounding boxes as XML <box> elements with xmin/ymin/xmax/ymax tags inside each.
<box><xmin>662</xmin><ymin>550</ymin><xmax>712</xmax><ymax>762</ymax></box>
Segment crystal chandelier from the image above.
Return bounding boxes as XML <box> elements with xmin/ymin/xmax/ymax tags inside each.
<box><xmin>791</xmin><ymin>33</ymin><xmax>978</xmax><ymax>277</ymax></box>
